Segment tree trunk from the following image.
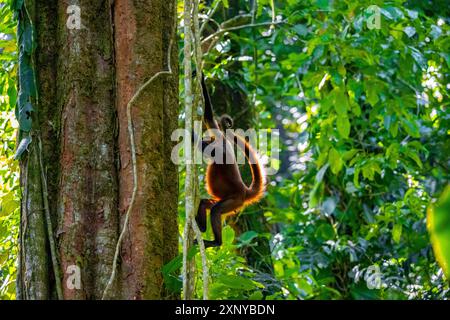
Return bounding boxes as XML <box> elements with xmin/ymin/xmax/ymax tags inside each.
<box><xmin>17</xmin><ymin>0</ymin><xmax>179</xmax><ymax>300</ymax></box>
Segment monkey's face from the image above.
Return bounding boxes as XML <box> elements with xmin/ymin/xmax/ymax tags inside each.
<box><xmin>219</xmin><ymin>115</ymin><xmax>233</xmax><ymax>131</ymax></box>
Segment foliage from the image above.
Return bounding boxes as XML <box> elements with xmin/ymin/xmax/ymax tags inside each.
<box><xmin>428</xmin><ymin>186</ymin><xmax>450</xmax><ymax>278</ymax></box>
<box><xmin>172</xmin><ymin>0</ymin><xmax>449</xmax><ymax>300</ymax></box>
<box><xmin>0</xmin><ymin>0</ymin><xmax>19</xmax><ymax>300</ymax></box>
<box><xmin>0</xmin><ymin>0</ymin><xmax>448</xmax><ymax>300</ymax></box>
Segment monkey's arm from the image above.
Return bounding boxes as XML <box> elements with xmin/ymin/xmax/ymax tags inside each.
<box><xmin>200</xmin><ymin>74</ymin><xmax>217</xmax><ymax>129</ymax></box>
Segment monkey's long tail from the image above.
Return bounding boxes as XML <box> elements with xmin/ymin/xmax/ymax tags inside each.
<box><xmin>229</xmin><ymin>132</ymin><xmax>266</xmax><ymax>205</ymax></box>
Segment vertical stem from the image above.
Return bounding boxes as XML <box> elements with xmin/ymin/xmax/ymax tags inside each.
<box><xmin>182</xmin><ymin>0</ymin><xmax>195</xmax><ymax>300</ymax></box>
<box><xmin>192</xmin><ymin>0</ymin><xmax>209</xmax><ymax>300</ymax></box>
<box><xmin>37</xmin><ymin>135</ymin><xmax>63</xmax><ymax>300</ymax></box>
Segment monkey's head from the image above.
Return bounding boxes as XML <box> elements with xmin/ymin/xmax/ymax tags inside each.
<box><xmin>218</xmin><ymin>115</ymin><xmax>233</xmax><ymax>131</ymax></box>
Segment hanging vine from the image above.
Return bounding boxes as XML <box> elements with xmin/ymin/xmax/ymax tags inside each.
<box><xmin>182</xmin><ymin>0</ymin><xmax>210</xmax><ymax>300</ymax></box>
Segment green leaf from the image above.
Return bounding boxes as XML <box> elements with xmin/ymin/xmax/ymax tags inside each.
<box><xmin>386</xmin><ymin>143</ymin><xmax>400</xmax><ymax>168</ymax></box>
<box><xmin>401</xmin><ymin>118</ymin><xmax>420</xmax><ymax>138</ymax></box>
<box><xmin>316</xmin><ymin>0</ymin><xmax>331</xmax><ymax>10</ymax></box>
<box><xmin>427</xmin><ymin>186</ymin><xmax>450</xmax><ymax>278</ymax></box>
<box><xmin>328</xmin><ymin>148</ymin><xmax>343</xmax><ymax>174</ymax></box>
<box><xmin>333</xmin><ymin>88</ymin><xmax>348</xmax><ymax>115</ymax></box>
<box><xmin>403</xmin><ymin>149</ymin><xmax>423</xmax><ymax>168</ymax></box>
<box><xmin>217</xmin><ymin>275</ymin><xmax>257</xmax><ymax>290</ymax></box>
<box><xmin>0</xmin><ymin>194</ymin><xmax>19</xmax><ymax>217</ymax></box>
<box><xmin>389</xmin><ymin>120</ymin><xmax>399</xmax><ymax>137</ymax></box>
<box><xmin>366</xmin><ymin>84</ymin><xmax>379</xmax><ymax>105</ymax></box>
<box><xmin>336</xmin><ymin>114</ymin><xmax>350</xmax><ymax>139</ymax></box>
<box><xmin>381</xmin><ymin>7</ymin><xmax>404</xmax><ymax>20</ymax></box>
<box><xmin>222</xmin><ymin>225</ymin><xmax>235</xmax><ymax>245</ymax></box>
<box><xmin>342</xmin><ymin>149</ymin><xmax>358</xmax><ymax>161</ymax></box>
<box><xmin>239</xmin><ymin>231</ymin><xmax>258</xmax><ymax>245</ymax></box>
<box><xmin>309</xmin><ymin>182</ymin><xmax>323</xmax><ymax>208</ymax></box>
<box><xmin>161</xmin><ymin>246</ymin><xmax>198</xmax><ymax>276</ymax></box>
<box><xmin>392</xmin><ymin>224</ymin><xmax>402</xmax><ymax>243</ymax></box>
<box><xmin>315</xmin><ymin>223</ymin><xmax>335</xmax><ymax>241</ymax></box>
<box><xmin>361</xmin><ymin>162</ymin><xmax>381</xmax><ymax>181</ymax></box>
<box><xmin>248</xmin><ymin>291</ymin><xmax>263</xmax><ymax>300</ymax></box>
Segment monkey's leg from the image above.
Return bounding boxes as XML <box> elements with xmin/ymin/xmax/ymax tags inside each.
<box><xmin>204</xmin><ymin>198</ymin><xmax>242</xmax><ymax>248</ymax></box>
<box><xmin>196</xmin><ymin>199</ymin><xmax>215</xmax><ymax>232</ymax></box>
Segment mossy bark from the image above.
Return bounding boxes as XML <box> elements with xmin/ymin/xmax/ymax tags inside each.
<box><xmin>17</xmin><ymin>0</ymin><xmax>179</xmax><ymax>300</ymax></box>
<box><xmin>114</xmin><ymin>0</ymin><xmax>178</xmax><ymax>300</ymax></box>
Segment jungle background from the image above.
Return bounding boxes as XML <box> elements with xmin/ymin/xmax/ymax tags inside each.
<box><xmin>1</xmin><ymin>0</ymin><xmax>449</xmax><ymax>300</ymax></box>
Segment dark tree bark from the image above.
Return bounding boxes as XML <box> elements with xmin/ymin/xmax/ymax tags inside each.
<box><xmin>17</xmin><ymin>0</ymin><xmax>178</xmax><ymax>300</ymax></box>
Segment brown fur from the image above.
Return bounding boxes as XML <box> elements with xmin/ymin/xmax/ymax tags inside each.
<box><xmin>195</xmin><ymin>74</ymin><xmax>265</xmax><ymax>247</ymax></box>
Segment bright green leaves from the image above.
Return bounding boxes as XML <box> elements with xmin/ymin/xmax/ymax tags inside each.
<box><xmin>365</xmin><ymin>85</ymin><xmax>379</xmax><ymax>106</ymax></box>
<box><xmin>403</xmin><ymin>148</ymin><xmax>423</xmax><ymax>169</ymax></box>
<box><xmin>400</xmin><ymin>118</ymin><xmax>420</xmax><ymax>138</ymax></box>
<box><xmin>361</xmin><ymin>160</ymin><xmax>382</xmax><ymax>181</ymax></box>
<box><xmin>392</xmin><ymin>223</ymin><xmax>403</xmax><ymax>243</ymax></box>
<box><xmin>332</xmin><ymin>87</ymin><xmax>348</xmax><ymax>115</ymax></box>
<box><xmin>336</xmin><ymin>114</ymin><xmax>350</xmax><ymax>139</ymax></box>
<box><xmin>215</xmin><ymin>274</ymin><xmax>262</xmax><ymax>291</ymax></box>
<box><xmin>352</xmin><ymin>157</ymin><xmax>383</xmax><ymax>189</ymax></box>
<box><xmin>322</xmin><ymin>86</ymin><xmax>352</xmax><ymax>139</ymax></box>
<box><xmin>385</xmin><ymin>142</ymin><xmax>424</xmax><ymax>170</ymax></box>
<box><xmin>328</xmin><ymin>148</ymin><xmax>343</xmax><ymax>175</ymax></box>
<box><xmin>427</xmin><ymin>186</ymin><xmax>450</xmax><ymax>278</ymax></box>
<box><xmin>386</xmin><ymin>142</ymin><xmax>400</xmax><ymax>168</ymax></box>
<box><xmin>0</xmin><ymin>193</ymin><xmax>19</xmax><ymax>218</ymax></box>
<box><xmin>244</xmin><ymin>0</ymin><xmax>449</xmax><ymax>300</ymax></box>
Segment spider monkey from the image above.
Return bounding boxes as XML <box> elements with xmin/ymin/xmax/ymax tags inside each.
<box><xmin>194</xmin><ymin>73</ymin><xmax>265</xmax><ymax>248</ymax></box>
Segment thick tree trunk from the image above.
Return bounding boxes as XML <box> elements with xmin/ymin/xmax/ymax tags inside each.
<box><xmin>17</xmin><ymin>0</ymin><xmax>178</xmax><ymax>300</ymax></box>
<box><xmin>115</xmin><ymin>0</ymin><xmax>179</xmax><ymax>299</ymax></box>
